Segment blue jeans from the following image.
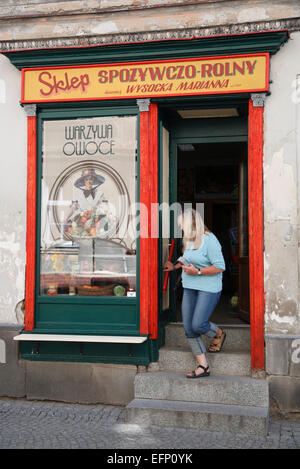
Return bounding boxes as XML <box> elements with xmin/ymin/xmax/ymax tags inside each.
<box><xmin>182</xmin><ymin>288</ymin><xmax>221</xmax><ymax>355</ymax></box>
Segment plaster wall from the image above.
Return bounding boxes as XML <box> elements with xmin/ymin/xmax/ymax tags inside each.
<box><xmin>0</xmin><ymin>0</ymin><xmax>299</xmax><ymax>50</ymax></box>
<box><xmin>264</xmin><ymin>31</ymin><xmax>300</xmax><ymax>336</ymax></box>
<box><xmin>0</xmin><ymin>54</ymin><xmax>27</xmax><ymax>325</ymax></box>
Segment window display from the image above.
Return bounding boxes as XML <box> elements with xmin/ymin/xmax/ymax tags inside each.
<box><xmin>40</xmin><ymin>115</ymin><xmax>137</xmax><ymax>297</ymax></box>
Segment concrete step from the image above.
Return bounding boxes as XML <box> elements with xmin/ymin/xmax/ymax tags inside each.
<box><xmin>165</xmin><ymin>322</ymin><xmax>250</xmax><ymax>352</ymax></box>
<box><xmin>134</xmin><ymin>372</ymin><xmax>269</xmax><ymax>408</ymax></box>
<box><xmin>158</xmin><ymin>347</ymin><xmax>251</xmax><ymax>376</ymax></box>
<box><xmin>126</xmin><ymin>398</ymin><xmax>269</xmax><ymax>436</ymax></box>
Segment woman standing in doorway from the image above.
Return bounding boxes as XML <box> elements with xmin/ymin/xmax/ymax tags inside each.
<box><xmin>164</xmin><ymin>208</ymin><xmax>226</xmax><ymax>378</ymax></box>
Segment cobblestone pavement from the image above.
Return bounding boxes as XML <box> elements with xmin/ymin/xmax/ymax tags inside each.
<box><xmin>0</xmin><ymin>398</ymin><xmax>300</xmax><ymax>449</ymax></box>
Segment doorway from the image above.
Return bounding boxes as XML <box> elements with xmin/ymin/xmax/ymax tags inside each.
<box><xmin>159</xmin><ymin>101</ymin><xmax>264</xmax><ymax>369</ymax></box>
<box><xmin>172</xmin><ymin>140</ymin><xmax>250</xmax><ymax>326</ymax></box>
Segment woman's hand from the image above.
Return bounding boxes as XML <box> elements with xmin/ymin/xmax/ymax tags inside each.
<box><xmin>182</xmin><ymin>263</ymin><xmax>199</xmax><ymax>276</ymax></box>
<box><xmin>163</xmin><ymin>261</ymin><xmax>174</xmax><ymax>272</ymax></box>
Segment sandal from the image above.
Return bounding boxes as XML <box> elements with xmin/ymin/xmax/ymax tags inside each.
<box><xmin>186</xmin><ymin>365</ymin><xmax>210</xmax><ymax>379</ymax></box>
<box><xmin>208</xmin><ymin>329</ymin><xmax>226</xmax><ymax>353</ymax></box>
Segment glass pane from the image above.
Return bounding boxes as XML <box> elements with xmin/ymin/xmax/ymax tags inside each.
<box><xmin>39</xmin><ymin>115</ymin><xmax>137</xmax><ymax>298</ymax></box>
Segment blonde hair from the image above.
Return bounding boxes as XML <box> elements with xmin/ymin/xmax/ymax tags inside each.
<box><xmin>178</xmin><ymin>208</ymin><xmax>205</xmax><ymax>250</ymax></box>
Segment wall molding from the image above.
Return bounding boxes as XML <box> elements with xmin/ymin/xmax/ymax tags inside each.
<box><xmin>0</xmin><ymin>18</ymin><xmax>298</xmax><ymax>53</ymax></box>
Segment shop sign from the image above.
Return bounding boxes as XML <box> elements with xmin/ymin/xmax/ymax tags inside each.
<box><xmin>22</xmin><ymin>53</ymin><xmax>269</xmax><ymax>103</ymax></box>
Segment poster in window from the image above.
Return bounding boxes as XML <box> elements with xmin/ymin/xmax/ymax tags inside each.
<box><xmin>40</xmin><ymin>115</ymin><xmax>137</xmax><ymax>297</ymax></box>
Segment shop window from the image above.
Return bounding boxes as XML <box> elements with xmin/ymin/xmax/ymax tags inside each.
<box><xmin>39</xmin><ymin>115</ymin><xmax>137</xmax><ymax>299</ymax></box>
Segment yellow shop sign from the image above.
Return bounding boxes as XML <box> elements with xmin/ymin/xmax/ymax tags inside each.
<box><xmin>22</xmin><ymin>54</ymin><xmax>269</xmax><ymax>103</ymax></box>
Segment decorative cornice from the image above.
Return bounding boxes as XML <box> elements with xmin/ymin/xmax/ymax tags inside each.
<box><xmin>0</xmin><ymin>18</ymin><xmax>297</xmax><ymax>53</ymax></box>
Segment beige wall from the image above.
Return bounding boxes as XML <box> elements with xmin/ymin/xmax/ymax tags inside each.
<box><xmin>264</xmin><ymin>31</ymin><xmax>300</xmax><ymax>335</ymax></box>
<box><xmin>0</xmin><ymin>1</ymin><xmax>299</xmax><ymax>49</ymax></box>
<box><xmin>0</xmin><ymin>54</ymin><xmax>27</xmax><ymax>324</ymax></box>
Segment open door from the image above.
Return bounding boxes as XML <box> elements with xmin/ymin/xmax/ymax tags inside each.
<box><xmin>238</xmin><ymin>152</ymin><xmax>250</xmax><ymax>323</ymax></box>
<box><xmin>168</xmin><ymin>138</ymin><xmax>250</xmax><ymax>326</ymax></box>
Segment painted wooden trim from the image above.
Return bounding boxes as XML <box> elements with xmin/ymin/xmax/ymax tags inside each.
<box><xmin>248</xmin><ymin>98</ymin><xmax>265</xmax><ymax>370</ymax></box>
<box><xmin>139</xmin><ymin>108</ymin><xmax>150</xmax><ymax>336</ymax></box>
<box><xmin>139</xmin><ymin>103</ymin><xmax>159</xmax><ymax>338</ymax></box>
<box><xmin>13</xmin><ymin>334</ymin><xmax>147</xmax><ymax>344</ymax></box>
<box><xmin>24</xmin><ymin>115</ymin><xmax>37</xmax><ymax>331</ymax></box>
<box><xmin>163</xmin><ymin>238</ymin><xmax>175</xmax><ymax>293</ymax></box>
<box><xmin>149</xmin><ymin>103</ymin><xmax>158</xmax><ymax>339</ymax></box>
<box><xmin>3</xmin><ymin>30</ymin><xmax>289</xmax><ymax>56</ymax></box>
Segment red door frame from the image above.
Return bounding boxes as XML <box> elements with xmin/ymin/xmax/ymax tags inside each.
<box><xmin>138</xmin><ymin>96</ymin><xmax>266</xmax><ymax>369</ymax></box>
<box><xmin>139</xmin><ymin>102</ymin><xmax>158</xmax><ymax>339</ymax></box>
<box><xmin>24</xmin><ymin>96</ymin><xmax>265</xmax><ymax>369</ymax></box>
<box><xmin>24</xmin><ymin>107</ymin><xmax>37</xmax><ymax>332</ymax></box>
<box><xmin>248</xmin><ymin>95</ymin><xmax>265</xmax><ymax>371</ymax></box>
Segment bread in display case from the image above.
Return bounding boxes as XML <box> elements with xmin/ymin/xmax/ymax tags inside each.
<box><xmin>40</xmin><ymin>239</ymin><xmax>136</xmax><ymax>297</ymax></box>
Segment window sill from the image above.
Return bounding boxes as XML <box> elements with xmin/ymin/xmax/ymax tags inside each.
<box><xmin>13</xmin><ymin>333</ymin><xmax>147</xmax><ymax>344</ymax></box>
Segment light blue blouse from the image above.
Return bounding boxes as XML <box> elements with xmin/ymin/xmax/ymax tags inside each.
<box><xmin>181</xmin><ymin>233</ymin><xmax>226</xmax><ymax>293</ymax></box>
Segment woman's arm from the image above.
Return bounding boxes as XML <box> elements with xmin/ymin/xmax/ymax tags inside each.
<box><xmin>163</xmin><ymin>261</ymin><xmax>182</xmax><ymax>272</ymax></box>
<box><xmin>182</xmin><ymin>264</ymin><xmax>224</xmax><ymax>276</ymax></box>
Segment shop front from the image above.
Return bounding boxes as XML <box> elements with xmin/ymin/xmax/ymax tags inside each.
<box><xmin>4</xmin><ymin>30</ymin><xmax>288</xmax><ymax>400</ymax></box>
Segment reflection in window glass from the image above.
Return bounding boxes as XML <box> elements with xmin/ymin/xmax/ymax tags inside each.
<box><xmin>40</xmin><ymin>115</ymin><xmax>137</xmax><ymax>297</ymax></box>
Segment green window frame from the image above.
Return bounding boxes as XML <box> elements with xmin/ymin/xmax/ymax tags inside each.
<box><xmin>34</xmin><ymin>105</ymin><xmax>141</xmax><ymax>336</ymax></box>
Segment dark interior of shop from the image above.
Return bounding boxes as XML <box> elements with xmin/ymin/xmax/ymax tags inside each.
<box><xmin>176</xmin><ymin>141</ymin><xmax>249</xmax><ymax>325</ymax></box>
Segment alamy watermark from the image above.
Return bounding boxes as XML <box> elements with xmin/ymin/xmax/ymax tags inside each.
<box><xmin>0</xmin><ymin>79</ymin><xmax>5</xmax><ymax>103</ymax></box>
<box><xmin>60</xmin><ymin>200</ymin><xmax>205</xmax><ymax>240</ymax></box>
<box><xmin>291</xmin><ymin>77</ymin><xmax>300</xmax><ymax>105</ymax></box>
<box><xmin>291</xmin><ymin>339</ymin><xmax>300</xmax><ymax>364</ymax></box>
<box><xmin>0</xmin><ymin>55</ymin><xmax>6</xmax><ymax>104</ymax></box>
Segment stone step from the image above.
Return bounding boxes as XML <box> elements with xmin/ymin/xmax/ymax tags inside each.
<box><xmin>158</xmin><ymin>347</ymin><xmax>251</xmax><ymax>376</ymax></box>
<box><xmin>126</xmin><ymin>398</ymin><xmax>269</xmax><ymax>436</ymax></box>
<box><xmin>165</xmin><ymin>322</ymin><xmax>250</xmax><ymax>351</ymax></box>
<box><xmin>134</xmin><ymin>372</ymin><xmax>269</xmax><ymax>408</ymax></box>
